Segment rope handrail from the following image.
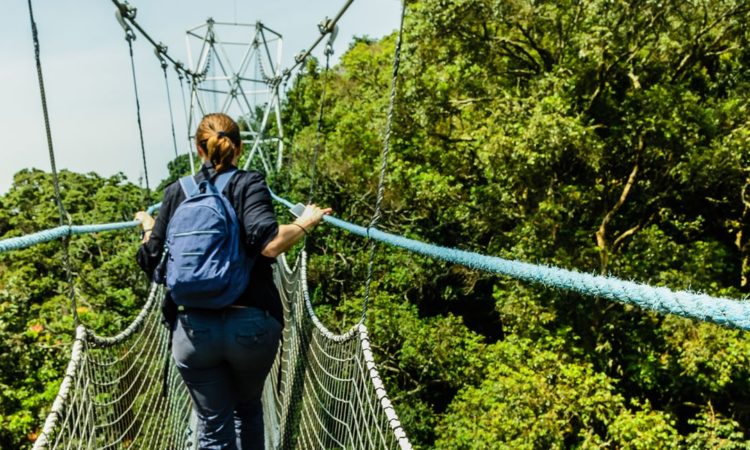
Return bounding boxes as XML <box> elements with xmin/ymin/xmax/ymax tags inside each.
<box><xmin>268</xmin><ymin>191</ymin><xmax>750</xmax><ymax>331</ymax></box>
<box><xmin>5</xmin><ymin>188</ymin><xmax>750</xmax><ymax>331</ymax></box>
<box><xmin>0</xmin><ymin>203</ymin><xmax>161</xmax><ymax>254</ymax></box>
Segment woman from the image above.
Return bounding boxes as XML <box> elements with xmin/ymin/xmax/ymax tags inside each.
<box><xmin>135</xmin><ymin>113</ymin><xmax>330</xmax><ymax>449</ymax></box>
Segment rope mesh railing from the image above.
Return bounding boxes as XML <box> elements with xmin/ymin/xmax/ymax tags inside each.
<box><xmin>32</xmin><ymin>251</ymin><xmax>412</xmax><ymax>449</ymax></box>
<box><xmin>32</xmin><ymin>283</ymin><xmax>193</xmax><ymax>450</ymax></box>
<box><xmin>266</xmin><ymin>252</ymin><xmax>412</xmax><ymax>450</ymax></box>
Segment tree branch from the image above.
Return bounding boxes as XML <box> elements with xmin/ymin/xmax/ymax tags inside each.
<box><xmin>596</xmin><ymin>135</ymin><xmax>644</xmax><ymax>272</ymax></box>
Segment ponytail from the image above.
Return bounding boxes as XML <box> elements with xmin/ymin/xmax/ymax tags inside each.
<box><xmin>195</xmin><ymin>113</ymin><xmax>242</xmax><ymax>172</ymax></box>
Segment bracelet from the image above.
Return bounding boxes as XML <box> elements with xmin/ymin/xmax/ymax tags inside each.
<box><xmin>292</xmin><ymin>222</ymin><xmax>308</xmax><ymax>235</ymax></box>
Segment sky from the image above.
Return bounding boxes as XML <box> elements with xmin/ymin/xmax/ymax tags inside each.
<box><xmin>0</xmin><ymin>0</ymin><xmax>402</xmax><ymax>194</ymax></box>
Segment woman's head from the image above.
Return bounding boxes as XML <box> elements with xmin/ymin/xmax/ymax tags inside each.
<box><xmin>195</xmin><ymin>113</ymin><xmax>242</xmax><ymax>172</ymax></box>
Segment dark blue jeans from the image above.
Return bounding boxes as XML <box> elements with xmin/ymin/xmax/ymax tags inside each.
<box><xmin>172</xmin><ymin>307</ymin><xmax>282</xmax><ymax>450</ymax></box>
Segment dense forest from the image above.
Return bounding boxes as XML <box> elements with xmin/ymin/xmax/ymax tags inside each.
<box><xmin>2</xmin><ymin>0</ymin><xmax>750</xmax><ymax>448</ymax></box>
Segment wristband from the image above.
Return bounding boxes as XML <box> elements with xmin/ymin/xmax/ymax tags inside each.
<box><xmin>292</xmin><ymin>222</ymin><xmax>308</xmax><ymax>235</ymax></box>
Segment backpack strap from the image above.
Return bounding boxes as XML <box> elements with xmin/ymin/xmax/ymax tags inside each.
<box><xmin>212</xmin><ymin>168</ymin><xmax>238</xmax><ymax>194</ymax></box>
<box><xmin>178</xmin><ymin>175</ymin><xmax>199</xmax><ymax>198</ymax></box>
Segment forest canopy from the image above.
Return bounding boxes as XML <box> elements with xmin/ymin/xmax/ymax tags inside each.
<box><xmin>2</xmin><ymin>0</ymin><xmax>750</xmax><ymax>448</ymax></box>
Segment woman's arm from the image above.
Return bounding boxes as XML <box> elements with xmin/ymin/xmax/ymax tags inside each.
<box><xmin>134</xmin><ymin>182</ymin><xmax>181</xmax><ymax>277</ymax></box>
<box><xmin>261</xmin><ymin>204</ymin><xmax>332</xmax><ymax>258</ymax></box>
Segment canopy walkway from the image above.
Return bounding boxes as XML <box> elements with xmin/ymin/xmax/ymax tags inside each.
<box><xmin>10</xmin><ymin>0</ymin><xmax>750</xmax><ymax>448</ymax></box>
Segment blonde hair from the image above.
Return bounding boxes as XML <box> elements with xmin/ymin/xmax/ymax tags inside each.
<box><xmin>195</xmin><ymin>113</ymin><xmax>242</xmax><ymax>172</ymax></box>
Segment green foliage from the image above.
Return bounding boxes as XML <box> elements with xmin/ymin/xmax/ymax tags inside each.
<box><xmin>684</xmin><ymin>405</ymin><xmax>750</xmax><ymax>450</ymax></box>
<box><xmin>280</xmin><ymin>0</ymin><xmax>750</xmax><ymax>447</ymax></box>
<box><xmin>155</xmin><ymin>154</ymin><xmax>193</xmax><ymax>194</ymax></box>
<box><xmin>0</xmin><ymin>169</ymin><xmax>148</xmax><ymax>449</ymax></box>
<box><xmin>4</xmin><ymin>0</ymin><xmax>750</xmax><ymax>448</ymax></box>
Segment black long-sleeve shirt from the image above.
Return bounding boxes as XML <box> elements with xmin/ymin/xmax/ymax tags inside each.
<box><xmin>136</xmin><ymin>163</ymin><xmax>282</xmax><ymax>324</ymax></box>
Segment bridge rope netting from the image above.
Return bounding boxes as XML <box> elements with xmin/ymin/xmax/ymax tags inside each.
<box><xmin>32</xmin><ymin>284</ymin><xmax>193</xmax><ymax>449</ymax></box>
<box><xmin>11</xmin><ymin>0</ymin><xmax>750</xmax><ymax>448</ymax></box>
<box><xmin>265</xmin><ymin>252</ymin><xmax>410</xmax><ymax>449</ymax></box>
<box><xmin>29</xmin><ymin>251</ymin><xmax>411</xmax><ymax>449</ymax></box>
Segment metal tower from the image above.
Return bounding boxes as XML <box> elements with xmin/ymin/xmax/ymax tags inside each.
<box><xmin>185</xmin><ymin>19</ymin><xmax>284</xmax><ymax>174</ymax></box>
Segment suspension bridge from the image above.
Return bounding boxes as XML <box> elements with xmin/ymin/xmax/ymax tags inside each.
<box><xmin>4</xmin><ymin>0</ymin><xmax>750</xmax><ymax>448</ymax></box>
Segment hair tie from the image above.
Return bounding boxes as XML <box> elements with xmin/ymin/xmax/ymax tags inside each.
<box><xmin>217</xmin><ymin>130</ymin><xmax>226</xmax><ymax>138</ymax></box>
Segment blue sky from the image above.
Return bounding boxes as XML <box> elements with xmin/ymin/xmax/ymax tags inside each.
<box><xmin>0</xmin><ymin>0</ymin><xmax>401</xmax><ymax>194</ymax></box>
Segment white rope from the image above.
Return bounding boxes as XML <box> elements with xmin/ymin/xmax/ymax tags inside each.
<box><xmin>32</xmin><ymin>284</ymin><xmax>193</xmax><ymax>450</ymax></box>
<box><xmin>266</xmin><ymin>251</ymin><xmax>413</xmax><ymax>449</ymax></box>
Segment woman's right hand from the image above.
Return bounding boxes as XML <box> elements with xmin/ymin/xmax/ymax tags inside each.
<box><xmin>261</xmin><ymin>204</ymin><xmax>333</xmax><ymax>258</ymax></box>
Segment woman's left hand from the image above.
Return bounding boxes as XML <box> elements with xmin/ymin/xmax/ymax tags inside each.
<box><xmin>294</xmin><ymin>204</ymin><xmax>332</xmax><ymax>232</ymax></box>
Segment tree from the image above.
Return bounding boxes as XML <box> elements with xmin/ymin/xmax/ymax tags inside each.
<box><xmin>0</xmin><ymin>169</ymin><xmax>148</xmax><ymax>449</ymax></box>
<box><xmin>280</xmin><ymin>0</ymin><xmax>750</xmax><ymax>446</ymax></box>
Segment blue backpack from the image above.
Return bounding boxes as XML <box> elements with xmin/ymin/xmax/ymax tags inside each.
<box><xmin>164</xmin><ymin>169</ymin><xmax>249</xmax><ymax>309</ymax></box>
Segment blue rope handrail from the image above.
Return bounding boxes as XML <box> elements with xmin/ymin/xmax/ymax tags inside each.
<box><xmin>269</xmin><ymin>191</ymin><xmax>750</xmax><ymax>330</ymax></box>
<box><xmin>0</xmin><ymin>203</ymin><xmax>161</xmax><ymax>253</ymax></box>
<box><xmin>2</xmin><ymin>191</ymin><xmax>749</xmax><ymax>330</ymax></box>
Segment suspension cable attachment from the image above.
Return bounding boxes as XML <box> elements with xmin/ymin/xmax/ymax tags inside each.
<box><xmin>294</xmin><ymin>50</ymin><xmax>307</xmax><ymax>65</ymax></box>
<box><xmin>174</xmin><ymin>61</ymin><xmax>185</xmax><ymax>79</ymax></box>
<box><xmin>114</xmin><ymin>2</ymin><xmax>137</xmax><ymax>42</ymax></box>
<box><xmin>317</xmin><ymin>18</ymin><xmax>329</xmax><ymax>34</ymax></box>
<box><xmin>115</xmin><ymin>0</ymin><xmax>137</xmax><ymax>20</ymax></box>
<box><xmin>154</xmin><ymin>43</ymin><xmax>169</xmax><ymax>70</ymax></box>
<box><xmin>316</xmin><ymin>16</ymin><xmax>339</xmax><ymax>56</ymax></box>
<box><xmin>325</xmin><ymin>24</ymin><xmax>338</xmax><ymax>57</ymax></box>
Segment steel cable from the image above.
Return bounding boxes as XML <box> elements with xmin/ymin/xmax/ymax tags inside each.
<box><xmin>361</xmin><ymin>0</ymin><xmax>407</xmax><ymax>323</ymax></box>
<box><xmin>26</xmin><ymin>0</ymin><xmax>79</xmax><ymax>324</ymax></box>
